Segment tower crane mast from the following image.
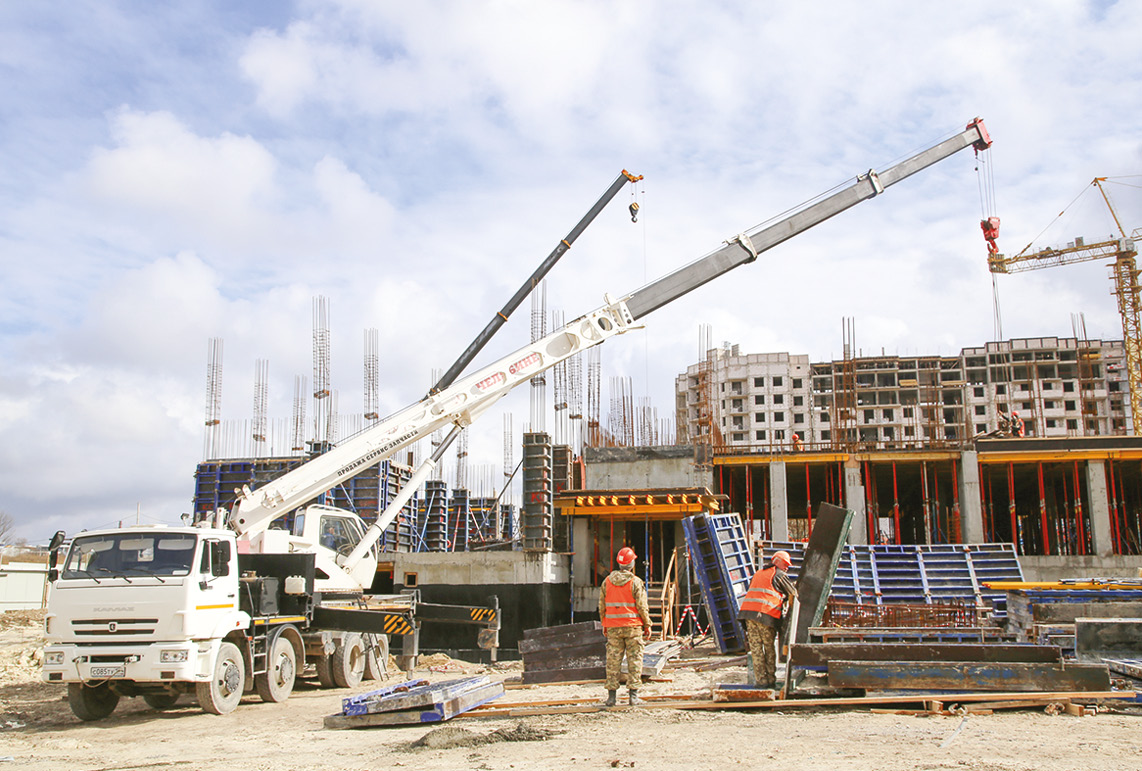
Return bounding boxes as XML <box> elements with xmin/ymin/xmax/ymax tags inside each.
<box><xmin>988</xmin><ymin>177</ymin><xmax>1140</xmax><ymax>435</ymax></box>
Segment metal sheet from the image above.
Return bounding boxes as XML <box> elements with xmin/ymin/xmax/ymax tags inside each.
<box><xmin>827</xmin><ymin>660</ymin><xmax>1111</xmax><ymax>691</ymax></box>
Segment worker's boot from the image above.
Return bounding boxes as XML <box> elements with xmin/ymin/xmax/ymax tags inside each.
<box><xmin>604</xmin><ymin>690</ymin><xmax>617</xmax><ymax>707</ymax></box>
<box><xmin>628</xmin><ymin>690</ymin><xmax>641</xmax><ymax>707</ymax></box>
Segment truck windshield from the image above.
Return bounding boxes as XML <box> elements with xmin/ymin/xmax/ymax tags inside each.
<box><xmin>62</xmin><ymin>533</ymin><xmax>198</xmax><ymax>579</ymax></box>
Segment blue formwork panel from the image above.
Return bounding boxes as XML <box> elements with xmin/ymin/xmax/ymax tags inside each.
<box><xmin>682</xmin><ymin>513</ymin><xmax>754</xmax><ymax>654</ymax></box>
<box><xmin>759</xmin><ymin>541</ymin><xmax>1023</xmax><ymax>618</ymax></box>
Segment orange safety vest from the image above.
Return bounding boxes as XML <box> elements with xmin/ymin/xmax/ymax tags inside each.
<box><xmin>601</xmin><ymin>576</ymin><xmax>642</xmax><ymax>628</ymax></box>
<box><xmin>739</xmin><ymin>566</ymin><xmax>784</xmax><ymax>619</ymax></box>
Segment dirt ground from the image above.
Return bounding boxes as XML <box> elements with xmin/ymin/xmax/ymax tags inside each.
<box><xmin>3</xmin><ymin>610</ymin><xmax>1141</xmax><ymax>771</ymax></box>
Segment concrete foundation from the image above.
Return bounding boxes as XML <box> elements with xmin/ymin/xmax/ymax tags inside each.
<box><xmin>393</xmin><ymin>551</ymin><xmax>570</xmax><ymax>660</ymax></box>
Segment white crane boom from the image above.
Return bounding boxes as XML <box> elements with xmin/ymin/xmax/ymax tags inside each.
<box><xmin>229</xmin><ymin>118</ymin><xmax>993</xmax><ymax>554</ymax></box>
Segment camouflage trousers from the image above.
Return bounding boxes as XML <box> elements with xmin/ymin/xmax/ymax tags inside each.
<box><xmin>745</xmin><ymin>619</ymin><xmax>778</xmax><ymax>686</ymax></box>
<box><xmin>604</xmin><ymin>626</ymin><xmax>645</xmax><ymax>691</ymax></box>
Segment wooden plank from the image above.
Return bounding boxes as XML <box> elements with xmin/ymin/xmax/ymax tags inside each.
<box><xmin>325</xmin><ymin>680</ymin><xmax>505</xmax><ymax>729</ymax></box>
<box><xmin>827</xmin><ymin>660</ymin><xmax>1112</xmax><ymax>692</ymax></box>
<box><xmin>521</xmin><ymin>642</ymin><xmax>605</xmax><ymax>669</ymax></box>
<box><xmin>790</xmin><ymin>643</ymin><xmax>1063</xmax><ymax>668</ymax></box>
<box><xmin>521</xmin><ymin>665</ymin><xmax>607</xmax><ymax>685</ymax></box>
<box><xmin>969</xmin><ymin>698</ymin><xmax>1069</xmax><ymax>710</ymax></box>
<box><xmin>457</xmin><ymin>690</ymin><xmax>1135</xmax><ymax>719</ymax></box>
<box><xmin>521</xmin><ymin>621</ymin><xmax>601</xmax><ymax>642</ymax></box>
<box><xmin>712</xmin><ymin>685</ymin><xmax>778</xmax><ymax>702</ymax></box>
<box><xmin>519</xmin><ymin>628</ymin><xmax>606</xmax><ymax>654</ymax></box>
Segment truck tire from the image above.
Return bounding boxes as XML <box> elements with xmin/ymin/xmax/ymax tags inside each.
<box><xmin>143</xmin><ymin>692</ymin><xmax>180</xmax><ymax>710</ymax></box>
<box><xmin>196</xmin><ymin>641</ymin><xmax>245</xmax><ymax>715</ymax></box>
<box><xmin>314</xmin><ymin>651</ymin><xmax>336</xmax><ymax>688</ymax></box>
<box><xmin>331</xmin><ymin>633</ymin><xmax>365</xmax><ymax>688</ymax></box>
<box><xmin>68</xmin><ymin>682</ymin><xmax>120</xmax><ymax>721</ymax></box>
<box><xmin>363</xmin><ymin>633</ymin><xmax>388</xmax><ymax>681</ymax></box>
<box><xmin>255</xmin><ymin>635</ymin><xmax>297</xmax><ymax>703</ymax></box>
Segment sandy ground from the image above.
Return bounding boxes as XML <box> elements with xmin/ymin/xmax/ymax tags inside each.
<box><xmin>2</xmin><ymin>610</ymin><xmax>1142</xmax><ymax>771</ymax></box>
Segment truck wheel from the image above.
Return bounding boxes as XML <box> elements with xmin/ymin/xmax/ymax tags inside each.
<box><xmin>331</xmin><ymin>633</ymin><xmax>365</xmax><ymax>688</ymax></box>
<box><xmin>143</xmin><ymin>692</ymin><xmax>180</xmax><ymax>710</ymax></box>
<box><xmin>314</xmin><ymin>651</ymin><xmax>336</xmax><ymax>688</ymax></box>
<box><xmin>196</xmin><ymin>641</ymin><xmax>245</xmax><ymax>715</ymax></box>
<box><xmin>255</xmin><ymin>635</ymin><xmax>297</xmax><ymax>703</ymax></box>
<box><xmin>363</xmin><ymin>634</ymin><xmax>388</xmax><ymax>681</ymax></box>
<box><xmin>68</xmin><ymin>682</ymin><xmax>120</xmax><ymax>721</ymax></box>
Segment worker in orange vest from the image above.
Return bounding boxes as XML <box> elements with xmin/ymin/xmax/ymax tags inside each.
<box><xmin>1012</xmin><ymin>411</ymin><xmax>1025</xmax><ymax>438</ymax></box>
<box><xmin>737</xmin><ymin>549</ymin><xmax>798</xmax><ymax>688</ymax></box>
<box><xmin>598</xmin><ymin>546</ymin><xmax>652</xmax><ymax>707</ymax></box>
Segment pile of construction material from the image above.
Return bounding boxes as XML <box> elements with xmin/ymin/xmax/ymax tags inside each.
<box><xmin>324</xmin><ymin>676</ymin><xmax>504</xmax><ymax>729</ymax></box>
<box><xmin>518</xmin><ymin>621</ymin><xmax>680</xmax><ymax>685</ymax></box>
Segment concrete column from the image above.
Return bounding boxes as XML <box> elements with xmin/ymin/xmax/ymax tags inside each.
<box><xmin>959</xmin><ymin>451</ymin><xmax>985</xmax><ymax>544</ymax></box>
<box><xmin>769</xmin><ymin>461</ymin><xmax>789</xmax><ymax>541</ymax></box>
<box><xmin>1085</xmin><ymin>459</ymin><xmax>1114</xmax><ymax>557</ymax></box>
<box><xmin>844</xmin><ymin>458</ymin><xmax>867</xmax><ymax>545</ymax></box>
<box><xmin>572</xmin><ymin>517</ymin><xmax>592</xmax><ymax>591</ymax></box>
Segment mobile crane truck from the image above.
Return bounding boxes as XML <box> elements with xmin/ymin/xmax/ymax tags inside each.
<box><xmin>42</xmin><ymin>119</ymin><xmax>992</xmax><ymax>720</ymax></box>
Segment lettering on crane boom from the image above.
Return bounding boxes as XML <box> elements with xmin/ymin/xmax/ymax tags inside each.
<box><xmin>336</xmin><ymin>430</ymin><xmax>419</xmax><ymax>479</ymax></box>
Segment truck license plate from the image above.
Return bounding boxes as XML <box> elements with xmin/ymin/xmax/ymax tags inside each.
<box><xmin>90</xmin><ymin>666</ymin><xmax>125</xmax><ymax>678</ymax></box>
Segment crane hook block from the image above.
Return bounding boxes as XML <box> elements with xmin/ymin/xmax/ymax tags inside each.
<box><xmin>981</xmin><ymin>217</ymin><xmax>1001</xmax><ymax>254</ymax></box>
<box><xmin>629</xmin><ymin>202</ymin><xmax>640</xmax><ymax>223</ymax></box>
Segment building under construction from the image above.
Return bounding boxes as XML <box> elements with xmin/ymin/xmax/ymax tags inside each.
<box><xmin>192</xmin><ymin>301</ymin><xmax>1142</xmax><ymax>656</ymax></box>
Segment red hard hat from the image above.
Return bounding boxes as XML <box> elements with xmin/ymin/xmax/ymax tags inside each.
<box><xmin>772</xmin><ymin>550</ymin><xmax>792</xmax><ymax>569</ymax></box>
<box><xmin>617</xmin><ymin>547</ymin><xmax>637</xmax><ymax>566</ymax></box>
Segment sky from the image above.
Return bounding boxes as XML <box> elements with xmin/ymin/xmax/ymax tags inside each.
<box><xmin>2</xmin><ymin>1</ymin><xmax>1141</xmax><ymax>546</ymax></box>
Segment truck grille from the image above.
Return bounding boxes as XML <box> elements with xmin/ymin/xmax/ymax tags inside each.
<box><xmin>71</xmin><ymin>618</ymin><xmax>159</xmax><ymax>636</ymax></box>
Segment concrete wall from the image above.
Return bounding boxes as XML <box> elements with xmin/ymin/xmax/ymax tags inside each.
<box><xmin>583</xmin><ymin>446</ymin><xmax>712</xmax><ymax>490</ymax></box>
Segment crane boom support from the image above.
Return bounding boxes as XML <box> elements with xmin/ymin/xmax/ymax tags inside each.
<box><xmin>229</xmin><ymin>117</ymin><xmax>992</xmax><ymax>540</ymax></box>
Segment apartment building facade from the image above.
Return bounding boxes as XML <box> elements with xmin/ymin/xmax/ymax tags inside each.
<box><xmin>675</xmin><ymin>337</ymin><xmax>1130</xmax><ymax>450</ymax></box>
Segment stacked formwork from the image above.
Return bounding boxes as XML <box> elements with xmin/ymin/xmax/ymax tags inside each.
<box><xmin>379</xmin><ymin>461</ymin><xmax>418</xmax><ymax>552</ymax></box>
<box><xmin>552</xmin><ymin>444</ymin><xmax>573</xmax><ymax>552</ymax></box>
<box><xmin>449</xmin><ymin>489</ymin><xmax>472</xmax><ymax>551</ymax></box>
<box><xmin>500</xmin><ymin>502</ymin><xmax>518</xmax><ymax>541</ymax></box>
<box><xmin>522</xmin><ymin>432</ymin><xmax>553</xmax><ymax>551</ymax></box>
<box><xmin>421</xmin><ymin>480</ymin><xmax>449</xmax><ymax>552</ymax></box>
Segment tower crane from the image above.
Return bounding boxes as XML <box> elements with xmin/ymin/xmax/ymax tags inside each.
<box><xmin>987</xmin><ymin>177</ymin><xmax>1140</xmax><ymax>435</ymax></box>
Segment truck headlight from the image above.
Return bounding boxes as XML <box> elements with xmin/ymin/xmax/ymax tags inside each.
<box><xmin>44</xmin><ymin>651</ymin><xmax>64</xmax><ymax>666</ymax></box>
<box><xmin>160</xmin><ymin>650</ymin><xmax>189</xmax><ymax>663</ymax></box>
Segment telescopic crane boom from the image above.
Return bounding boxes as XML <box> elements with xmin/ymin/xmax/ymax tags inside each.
<box><xmin>230</xmin><ymin>118</ymin><xmax>993</xmax><ymax>583</ymax></box>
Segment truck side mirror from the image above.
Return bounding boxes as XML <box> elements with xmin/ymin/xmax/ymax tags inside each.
<box><xmin>47</xmin><ymin>530</ymin><xmax>66</xmax><ymax>569</ymax></box>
